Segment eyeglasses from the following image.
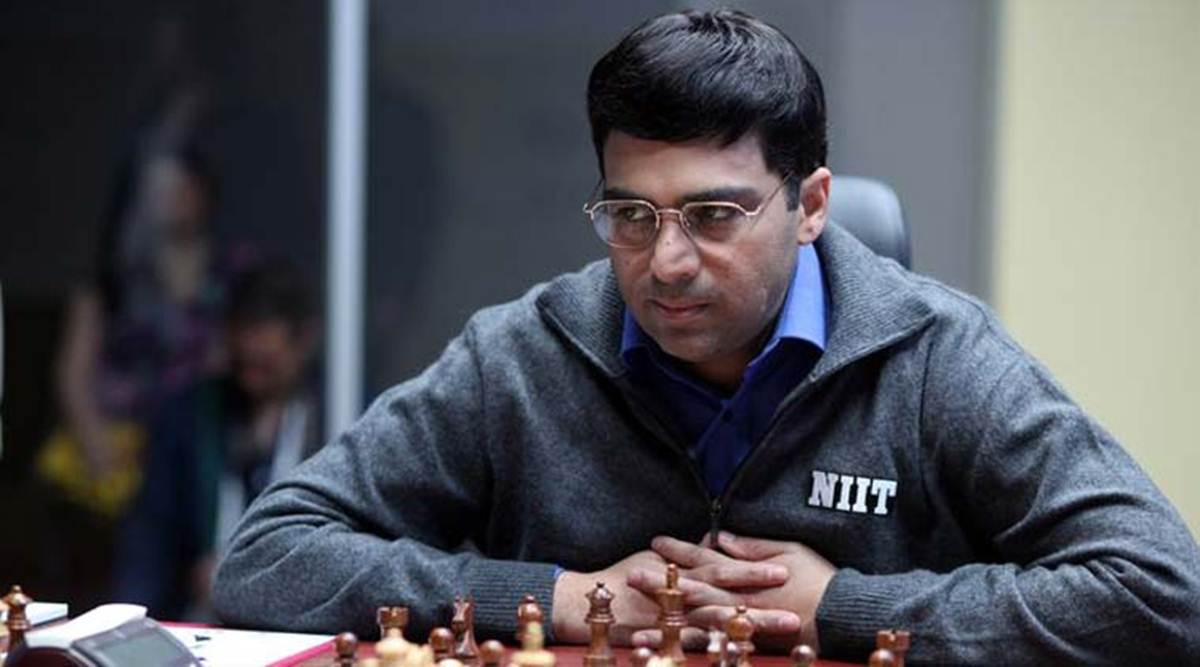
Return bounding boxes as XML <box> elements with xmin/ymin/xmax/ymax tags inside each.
<box><xmin>582</xmin><ymin>177</ymin><xmax>791</xmax><ymax>249</ymax></box>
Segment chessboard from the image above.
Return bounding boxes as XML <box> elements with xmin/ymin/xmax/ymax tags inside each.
<box><xmin>3</xmin><ymin>564</ymin><xmax>911</xmax><ymax>666</ymax></box>
<box><xmin>291</xmin><ymin>565</ymin><xmax>907</xmax><ymax>667</ymax></box>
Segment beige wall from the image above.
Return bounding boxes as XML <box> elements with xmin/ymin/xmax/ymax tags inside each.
<box><xmin>994</xmin><ymin>0</ymin><xmax>1200</xmax><ymax>537</ymax></box>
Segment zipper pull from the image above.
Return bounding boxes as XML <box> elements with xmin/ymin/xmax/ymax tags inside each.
<box><xmin>709</xmin><ymin>499</ymin><xmax>723</xmax><ymax>551</ymax></box>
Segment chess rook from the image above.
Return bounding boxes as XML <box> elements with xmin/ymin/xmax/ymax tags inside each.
<box><xmin>875</xmin><ymin>629</ymin><xmax>910</xmax><ymax>667</ymax></box>
<box><xmin>378</xmin><ymin>605</ymin><xmax>410</xmax><ymax>640</ymax></box>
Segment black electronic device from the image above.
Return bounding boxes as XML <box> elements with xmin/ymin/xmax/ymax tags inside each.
<box><xmin>4</xmin><ymin>604</ymin><xmax>198</xmax><ymax>667</ymax></box>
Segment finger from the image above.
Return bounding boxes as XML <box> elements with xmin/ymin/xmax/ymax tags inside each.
<box><xmin>689</xmin><ymin>561</ymin><xmax>790</xmax><ymax>589</ymax></box>
<box><xmin>717</xmin><ymin>531</ymin><xmax>798</xmax><ymax>561</ymax></box>
<box><xmin>629</xmin><ymin>627</ymin><xmax>710</xmax><ymax>652</ymax></box>
<box><xmin>651</xmin><ymin>535</ymin><xmax>727</xmax><ymax>568</ymax></box>
<box><xmin>630</xmin><ymin>628</ymin><xmax>658</xmax><ymax>648</ymax></box>
<box><xmin>687</xmin><ymin>605</ymin><xmax>803</xmax><ymax>636</ymax></box>
<box><xmin>681</xmin><ymin>627</ymin><xmax>710</xmax><ymax>651</ymax></box>
<box><xmin>626</xmin><ymin>568</ymin><xmax>742</xmax><ymax>607</ymax></box>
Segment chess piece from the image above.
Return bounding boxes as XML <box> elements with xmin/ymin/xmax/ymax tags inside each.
<box><xmin>645</xmin><ymin>657</ymin><xmax>676</xmax><ymax>667</ymax></box>
<box><xmin>378</xmin><ymin>632</ymin><xmax>414</xmax><ymax>667</ymax></box>
<box><xmin>655</xmin><ymin>564</ymin><xmax>686</xmax><ymax>664</ymax></box>
<box><xmin>334</xmin><ymin>631</ymin><xmax>358</xmax><ymax>667</ymax></box>
<box><xmin>3</xmin><ymin>585</ymin><xmax>33</xmax><ymax>652</ymax></box>
<box><xmin>379</xmin><ymin>605</ymin><xmax>410</xmax><ymax>640</ymax></box>
<box><xmin>629</xmin><ymin>646</ymin><xmax>655</xmax><ymax>667</ymax></box>
<box><xmin>706</xmin><ymin>629</ymin><xmax>727</xmax><ymax>667</ymax></box>
<box><xmin>511</xmin><ymin>622</ymin><xmax>555</xmax><ymax>667</ymax></box>
<box><xmin>868</xmin><ymin>648</ymin><xmax>896</xmax><ymax>667</ymax></box>
<box><xmin>725</xmin><ymin>606</ymin><xmax>754</xmax><ymax>665</ymax></box>
<box><xmin>875</xmin><ymin>630</ymin><xmax>910</xmax><ymax>667</ymax></box>
<box><xmin>790</xmin><ymin>644</ymin><xmax>817</xmax><ymax>667</ymax></box>
<box><xmin>584</xmin><ymin>582</ymin><xmax>616</xmax><ymax>667</ymax></box>
<box><xmin>724</xmin><ymin>640</ymin><xmax>743</xmax><ymax>667</ymax></box>
<box><xmin>439</xmin><ymin>661</ymin><xmax>466</xmax><ymax>667</ymax></box>
<box><xmin>452</xmin><ymin>597</ymin><xmax>480</xmax><ymax>664</ymax></box>
<box><xmin>480</xmin><ymin>639</ymin><xmax>505</xmax><ymax>667</ymax></box>
<box><xmin>430</xmin><ymin>627</ymin><xmax>455</xmax><ymax>661</ymax></box>
<box><xmin>516</xmin><ymin>594</ymin><xmax>544</xmax><ymax>645</ymax></box>
<box><xmin>406</xmin><ymin>644</ymin><xmax>437</xmax><ymax>667</ymax></box>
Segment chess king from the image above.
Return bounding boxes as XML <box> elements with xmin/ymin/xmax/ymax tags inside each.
<box><xmin>212</xmin><ymin>8</ymin><xmax>1200</xmax><ymax>665</ymax></box>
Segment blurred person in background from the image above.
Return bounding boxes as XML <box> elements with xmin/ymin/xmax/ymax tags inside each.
<box><xmin>115</xmin><ymin>259</ymin><xmax>321</xmax><ymax>621</ymax></box>
<box><xmin>35</xmin><ymin>89</ymin><xmax>228</xmax><ymax>609</ymax></box>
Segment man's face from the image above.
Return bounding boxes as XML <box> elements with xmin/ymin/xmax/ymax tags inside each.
<box><xmin>602</xmin><ymin>131</ymin><xmax>827</xmax><ymax>388</ymax></box>
<box><xmin>230</xmin><ymin>320</ymin><xmax>313</xmax><ymax>403</ymax></box>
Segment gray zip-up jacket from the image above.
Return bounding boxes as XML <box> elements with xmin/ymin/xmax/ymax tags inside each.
<box><xmin>213</xmin><ymin>225</ymin><xmax>1200</xmax><ymax>664</ymax></box>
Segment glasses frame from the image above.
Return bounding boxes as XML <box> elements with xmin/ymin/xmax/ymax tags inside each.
<box><xmin>582</xmin><ymin>176</ymin><xmax>793</xmax><ymax>249</ymax></box>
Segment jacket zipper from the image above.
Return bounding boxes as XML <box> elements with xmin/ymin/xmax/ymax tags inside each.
<box><xmin>709</xmin><ymin>498</ymin><xmax>723</xmax><ymax>549</ymax></box>
<box><xmin>709</xmin><ymin>377</ymin><xmax>827</xmax><ymax>542</ymax></box>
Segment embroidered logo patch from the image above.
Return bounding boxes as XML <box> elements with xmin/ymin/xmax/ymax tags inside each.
<box><xmin>807</xmin><ymin>470</ymin><xmax>897</xmax><ymax>516</ymax></box>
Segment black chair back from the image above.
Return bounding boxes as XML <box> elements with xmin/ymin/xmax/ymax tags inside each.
<box><xmin>828</xmin><ymin>176</ymin><xmax>911</xmax><ymax>269</ymax></box>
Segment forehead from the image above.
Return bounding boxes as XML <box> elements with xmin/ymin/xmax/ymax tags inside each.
<box><xmin>601</xmin><ymin>131</ymin><xmax>771</xmax><ymax>197</ymax></box>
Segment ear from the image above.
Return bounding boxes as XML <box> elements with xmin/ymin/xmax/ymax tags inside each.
<box><xmin>796</xmin><ymin>167</ymin><xmax>832</xmax><ymax>245</ymax></box>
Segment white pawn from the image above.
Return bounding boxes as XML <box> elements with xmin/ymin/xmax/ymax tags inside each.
<box><xmin>511</xmin><ymin>622</ymin><xmax>555</xmax><ymax>667</ymax></box>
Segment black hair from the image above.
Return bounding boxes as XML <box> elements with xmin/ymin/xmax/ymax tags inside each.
<box><xmin>228</xmin><ymin>259</ymin><xmax>315</xmax><ymax>335</ymax></box>
<box><xmin>587</xmin><ymin>9</ymin><xmax>827</xmax><ymax>209</ymax></box>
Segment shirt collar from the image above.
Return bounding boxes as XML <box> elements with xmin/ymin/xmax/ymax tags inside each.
<box><xmin>620</xmin><ymin>243</ymin><xmax>828</xmax><ymax>362</ymax></box>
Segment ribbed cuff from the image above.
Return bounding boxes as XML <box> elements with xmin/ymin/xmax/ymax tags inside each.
<box><xmin>463</xmin><ymin>558</ymin><xmax>559</xmax><ymax>643</ymax></box>
<box><xmin>814</xmin><ymin>568</ymin><xmax>917</xmax><ymax>659</ymax></box>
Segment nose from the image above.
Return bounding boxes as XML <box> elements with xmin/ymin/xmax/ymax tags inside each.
<box><xmin>649</xmin><ymin>210</ymin><xmax>700</xmax><ymax>286</ymax></box>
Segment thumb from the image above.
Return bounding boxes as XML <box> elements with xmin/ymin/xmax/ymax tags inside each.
<box><xmin>717</xmin><ymin>532</ymin><xmax>797</xmax><ymax>560</ymax></box>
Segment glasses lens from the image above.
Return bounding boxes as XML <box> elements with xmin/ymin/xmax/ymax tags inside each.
<box><xmin>592</xmin><ymin>202</ymin><xmax>657</xmax><ymax>247</ymax></box>
<box><xmin>683</xmin><ymin>204</ymin><xmax>746</xmax><ymax>243</ymax></box>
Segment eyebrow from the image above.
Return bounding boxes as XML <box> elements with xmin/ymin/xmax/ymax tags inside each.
<box><xmin>601</xmin><ymin>185</ymin><xmax>763</xmax><ymax>206</ymax></box>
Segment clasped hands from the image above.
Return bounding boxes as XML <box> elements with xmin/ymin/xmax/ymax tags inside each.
<box><xmin>552</xmin><ymin>532</ymin><xmax>835</xmax><ymax>653</ymax></box>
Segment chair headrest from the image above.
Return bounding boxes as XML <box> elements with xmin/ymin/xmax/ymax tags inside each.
<box><xmin>828</xmin><ymin>176</ymin><xmax>911</xmax><ymax>269</ymax></box>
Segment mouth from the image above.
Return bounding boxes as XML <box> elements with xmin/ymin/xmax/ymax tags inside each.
<box><xmin>649</xmin><ymin>299</ymin><xmax>708</xmax><ymax>321</ymax></box>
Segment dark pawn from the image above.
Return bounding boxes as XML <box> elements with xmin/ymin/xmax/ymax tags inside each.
<box><xmin>430</xmin><ymin>626</ymin><xmax>455</xmax><ymax>661</ymax></box>
<box><xmin>869</xmin><ymin>648</ymin><xmax>897</xmax><ymax>667</ymax></box>
<box><xmin>3</xmin><ymin>585</ymin><xmax>34</xmax><ymax>652</ymax></box>
<box><xmin>790</xmin><ymin>644</ymin><xmax>817</xmax><ymax>667</ymax></box>
<box><xmin>630</xmin><ymin>646</ymin><xmax>655</xmax><ymax>667</ymax></box>
<box><xmin>333</xmin><ymin>631</ymin><xmax>358</xmax><ymax>667</ymax></box>
<box><xmin>480</xmin><ymin>639</ymin><xmax>505</xmax><ymax>667</ymax></box>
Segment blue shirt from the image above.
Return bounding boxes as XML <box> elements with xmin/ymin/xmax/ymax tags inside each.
<box><xmin>620</xmin><ymin>243</ymin><xmax>828</xmax><ymax>497</ymax></box>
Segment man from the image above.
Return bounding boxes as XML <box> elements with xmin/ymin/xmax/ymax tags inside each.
<box><xmin>213</xmin><ymin>10</ymin><xmax>1200</xmax><ymax>664</ymax></box>
<box><xmin>119</xmin><ymin>260</ymin><xmax>321</xmax><ymax>621</ymax></box>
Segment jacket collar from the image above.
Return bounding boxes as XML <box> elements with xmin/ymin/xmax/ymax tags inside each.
<box><xmin>535</xmin><ymin>223</ymin><xmax>934</xmax><ymax>382</ymax></box>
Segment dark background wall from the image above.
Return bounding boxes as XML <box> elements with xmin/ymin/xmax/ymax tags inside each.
<box><xmin>365</xmin><ymin>0</ymin><xmax>996</xmax><ymax>392</ymax></box>
<box><xmin>1</xmin><ymin>0</ymin><xmax>996</xmax><ymax>465</ymax></box>
<box><xmin>0</xmin><ymin>1</ymin><xmax>994</xmax><ymax>603</ymax></box>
